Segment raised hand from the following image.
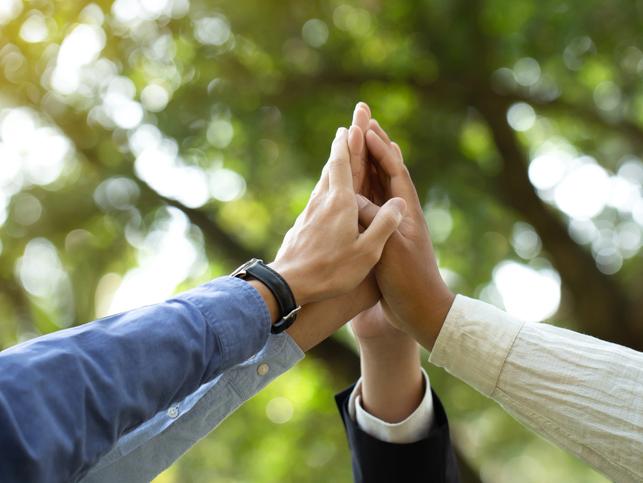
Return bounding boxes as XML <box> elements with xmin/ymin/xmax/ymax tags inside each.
<box><xmin>355</xmin><ymin>114</ymin><xmax>455</xmax><ymax>349</ymax></box>
<box><xmin>271</xmin><ymin>127</ymin><xmax>406</xmax><ymax>306</ymax></box>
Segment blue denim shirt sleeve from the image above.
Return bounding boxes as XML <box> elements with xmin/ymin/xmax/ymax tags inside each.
<box><xmin>0</xmin><ymin>276</ymin><xmax>270</xmax><ymax>483</ymax></box>
<box><xmin>81</xmin><ymin>333</ymin><xmax>304</xmax><ymax>483</ymax></box>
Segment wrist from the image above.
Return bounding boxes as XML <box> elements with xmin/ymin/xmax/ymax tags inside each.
<box><xmin>247</xmin><ymin>279</ymin><xmax>280</xmax><ymax>323</ymax></box>
<box><xmin>359</xmin><ymin>337</ymin><xmax>420</xmax><ymax>369</ymax></box>
<box><xmin>359</xmin><ymin>344</ymin><xmax>424</xmax><ymax>423</ymax></box>
<box><xmin>415</xmin><ymin>288</ymin><xmax>455</xmax><ymax>350</ymax></box>
<box><xmin>357</xmin><ymin>331</ymin><xmax>417</xmax><ymax>354</ymax></box>
<box><xmin>286</xmin><ymin>280</ymin><xmax>380</xmax><ymax>352</ymax></box>
<box><xmin>268</xmin><ymin>260</ymin><xmax>313</xmax><ymax>306</ymax></box>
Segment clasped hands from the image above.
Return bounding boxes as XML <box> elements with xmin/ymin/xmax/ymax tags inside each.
<box><xmin>270</xmin><ymin>102</ymin><xmax>455</xmax><ymax>362</ymax></box>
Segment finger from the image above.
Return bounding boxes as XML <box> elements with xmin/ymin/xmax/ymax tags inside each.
<box><xmin>310</xmin><ymin>162</ymin><xmax>329</xmax><ymax>199</ymax></box>
<box><xmin>356</xmin><ymin>194</ymin><xmax>380</xmax><ymax>227</ymax></box>
<box><xmin>348</xmin><ymin>125</ymin><xmax>365</xmax><ymax>193</ymax></box>
<box><xmin>358</xmin><ymin>197</ymin><xmax>406</xmax><ymax>259</ymax></box>
<box><xmin>328</xmin><ymin>127</ymin><xmax>353</xmax><ymax>191</ymax></box>
<box><xmin>366</xmin><ymin>129</ymin><xmax>403</xmax><ymax>176</ymax></box>
<box><xmin>369</xmin><ymin>119</ymin><xmax>391</xmax><ymax>144</ymax></box>
<box><xmin>391</xmin><ymin>142</ymin><xmax>404</xmax><ymax>161</ymax></box>
<box><xmin>348</xmin><ymin>125</ymin><xmax>364</xmax><ymax>158</ymax></box>
<box><xmin>356</xmin><ymin>101</ymin><xmax>371</xmax><ymax>118</ymax></box>
<box><xmin>352</xmin><ymin>104</ymin><xmax>371</xmax><ymax>134</ymax></box>
<box><xmin>350</xmin><ymin>105</ymin><xmax>371</xmax><ymax>192</ymax></box>
<box><xmin>366</xmin><ymin>130</ymin><xmax>421</xmax><ymax>207</ymax></box>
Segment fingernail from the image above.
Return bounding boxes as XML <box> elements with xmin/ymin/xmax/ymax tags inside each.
<box><xmin>356</xmin><ymin>194</ymin><xmax>368</xmax><ymax>208</ymax></box>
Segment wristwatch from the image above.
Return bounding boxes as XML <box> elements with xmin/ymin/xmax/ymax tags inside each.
<box><xmin>231</xmin><ymin>258</ymin><xmax>301</xmax><ymax>334</ymax></box>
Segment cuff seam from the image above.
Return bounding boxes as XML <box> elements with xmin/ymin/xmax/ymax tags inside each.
<box><xmin>489</xmin><ymin>321</ymin><xmax>524</xmax><ymax>397</ymax></box>
<box><xmin>219</xmin><ymin>276</ymin><xmax>271</xmax><ymax>364</ymax></box>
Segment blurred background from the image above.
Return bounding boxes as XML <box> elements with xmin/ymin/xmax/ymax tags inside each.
<box><xmin>0</xmin><ymin>0</ymin><xmax>641</xmax><ymax>481</ymax></box>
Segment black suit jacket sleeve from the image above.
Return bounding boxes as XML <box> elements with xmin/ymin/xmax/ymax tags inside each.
<box><xmin>335</xmin><ymin>384</ymin><xmax>461</xmax><ymax>483</ymax></box>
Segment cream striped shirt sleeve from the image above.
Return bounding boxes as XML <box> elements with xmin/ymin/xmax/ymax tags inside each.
<box><xmin>429</xmin><ymin>295</ymin><xmax>643</xmax><ymax>483</ymax></box>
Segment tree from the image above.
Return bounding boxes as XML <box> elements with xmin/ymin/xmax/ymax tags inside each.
<box><xmin>0</xmin><ymin>0</ymin><xmax>640</xmax><ymax>481</ymax></box>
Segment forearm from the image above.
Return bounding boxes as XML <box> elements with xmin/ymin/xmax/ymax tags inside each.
<box><xmin>430</xmin><ymin>295</ymin><xmax>643</xmax><ymax>483</ymax></box>
<box><xmin>84</xmin><ymin>332</ymin><xmax>304</xmax><ymax>482</ymax></box>
<box><xmin>498</xmin><ymin>325</ymin><xmax>643</xmax><ymax>483</ymax></box>
<box><xmin>0</xmin><ymin>277</ymin><xmax>270</xmax><ymax>483</ymax></box>
<box><xmin>286</xmin><ymin>279</ymin><xmax>379</xmax><ymax>352</ymax></box>
<box><xmin>359</xmin><ymin>337</ymin><xmax>423</xmax><ymax>423</ymax></box>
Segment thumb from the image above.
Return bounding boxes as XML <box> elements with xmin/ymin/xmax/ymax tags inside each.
<box><xmin>356</xmin><ymin>194</ymin><xmax>380</xmax><ymax>227</ymax></box>
<box><xmin>358</xmin><ymin>196</ymin><xmax>406</xmax><ymax>258</ymax></box>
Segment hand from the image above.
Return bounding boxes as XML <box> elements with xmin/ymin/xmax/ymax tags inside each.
<box><xmin>271</xmin><ymin>127</ymin><xmax>406</xmax><ymax>306</ymax></box>
<box><xmin>356</xmin><ymin>116</ymin><xmax>455</xmax><ymax>349</ymax></box>
<box><xmin>351</xmin><ymin>301</ymin><xmax>407</xmax><ymax>342</ymax></box>
<box><xmin>351</xmin><ymin>304</ymin><xmax>424</xmax><ymax>423</ymax></box>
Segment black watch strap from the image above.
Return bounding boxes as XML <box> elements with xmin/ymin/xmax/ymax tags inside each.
<box><xmin>231</xmin><ymin>258</ymin><xmax>301</xmax><ymax>334</ymax></box>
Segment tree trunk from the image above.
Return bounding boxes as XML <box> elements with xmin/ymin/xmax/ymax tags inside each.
<box><xmin>475</xmin><ymin>93</ymin><xmax>641</xmax><ymax>350</ymax></box>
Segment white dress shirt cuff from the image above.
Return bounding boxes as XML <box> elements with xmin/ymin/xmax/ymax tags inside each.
<box><xmin>429</xmin><ymin>294</ymin><xmax>524</xmax><ymax>396</ymax></box>
<box><xmin>347</xmin><ymin>369</ymin><xmax>435</xmax><ymax>444</ymax></box>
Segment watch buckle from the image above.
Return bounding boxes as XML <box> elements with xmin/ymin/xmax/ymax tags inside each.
<box><xmin>230</xmin><ymin>258</ymin><xmax>261</xmax><ymax>278</ymax></box>
<box><xmin>282</xmin><ymin>305</ymin><xmax>302</xmax><ymax>322</ymax></box>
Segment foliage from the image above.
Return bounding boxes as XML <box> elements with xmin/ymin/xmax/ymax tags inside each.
<box><xmin>1</xmin><ymin>0</ymin><xmax>641</xmax><ymax>481</ymax></box>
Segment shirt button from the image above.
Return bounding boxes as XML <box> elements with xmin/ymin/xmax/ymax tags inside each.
<box><xmin>167</xmin><ymin>404</ymin><xmax>180</xmax><ymax>419</ymax></box>
<box><xmin>257</xmin><ymin>363</ymin><xmax>270</xmax><ymax>376</ymax></box>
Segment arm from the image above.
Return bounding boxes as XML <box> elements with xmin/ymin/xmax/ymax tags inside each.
<box><xmin>84</xmin><ymin>279</ymin><xmax>380</xmax><ymax>482</ymax></box>
<box><xmin>336</xmin><ymin>385</ymin><xmax>459</xmax><ymax>483</ymax></box>
<box><xmin>346</xmin><ymin>105</ymin><xmax>427</xmax><ymax>427</ymax></box>
<box><xmin>0</xmin><ymin>127</ymin><xmax>404</xmax><ymax>483</ymax></box>
<box><xmin>352</xmin><ymin>303</ymin><xmax>425</xmax><ymax>427</ymax></box>
<box><xmin>81</xmin><ymin>109</ymin><xmax>402</xmax><ymax>482</ymax></box>
<box><xmin>355</xmin><ymin>108</ymin><xmax>643</xmax><ymax>482</ymax></box>
<box><xmin>430</xmin><ymin>295</ymin><xmax>643</xmax><ymax>483</ymax></box>
<box><xmin>0</xmin><ymin>276</ymin><xmax>271</xmax><ymax>483</ymax></box>
<box><xmin>334</xmin><ymin>304</ymin><xmax>459</xmax><ymax>483</ymax></box>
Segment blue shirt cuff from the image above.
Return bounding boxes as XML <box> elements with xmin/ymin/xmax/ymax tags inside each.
<box><xmin>180</xmin><ymin>276</ymin><xmax>272</xmax><ymax>368</ymax></box>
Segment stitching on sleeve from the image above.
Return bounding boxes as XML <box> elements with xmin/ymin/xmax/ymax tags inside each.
<box><xmin>489</xmin><ymin>321</ymin><xmax>525</xmax><ymax>397</ymax></box>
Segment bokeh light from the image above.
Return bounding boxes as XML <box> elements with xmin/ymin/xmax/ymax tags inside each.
<box><xmin>493</xmin><ymin>261</ymin><xmax>561</xmax><ymax>323</ymax></box>
<box><xmin>0</xmin><ymin>1</ymin><xmax>637</xmax><ymax>482</ymax></box>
